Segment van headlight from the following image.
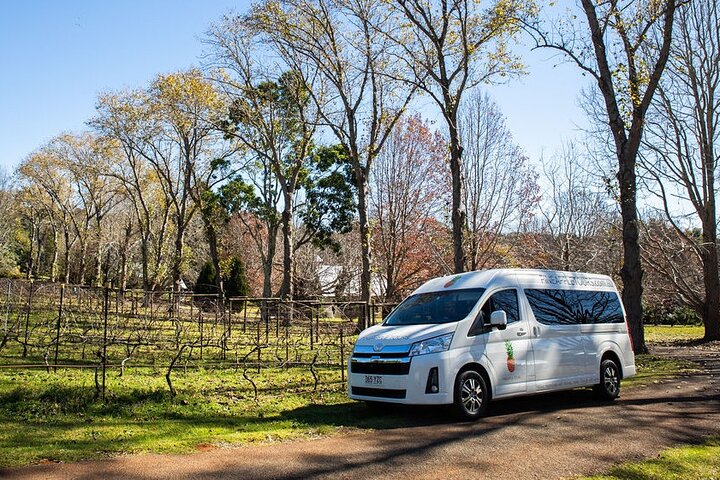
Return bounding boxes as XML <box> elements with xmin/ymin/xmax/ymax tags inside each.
<box><xmin>409</xmin><ymin>333</ymin><xmax>454</xmax><ymax>357</ymax></box>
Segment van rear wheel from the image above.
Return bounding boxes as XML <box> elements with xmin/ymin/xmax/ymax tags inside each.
<box><xmin>454</xmin><ymin>370</ymin><xmax>488</xmax><ymax>420</ymax></box>
<box><xmin>594</xmin><ymin>358</ymin><xmax>621</xmax><ymax>400</ymax></box>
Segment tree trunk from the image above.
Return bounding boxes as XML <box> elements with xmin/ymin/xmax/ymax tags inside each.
<box><xmin>119</xmin><ymin>218</ymin><xmax>133</xmax><ymax>291</ymax></box>
<box><xmin>78</xmin><ymin>236</ymin><xmax>88</xmax><ymax>285</ymax></box>
<box><xmin>279</xmin><ymin>193</ymin><xmax>294</xmax><ymax>300</ymax></box>
<box><xmin>63</xmin><ymin>228</ymin><xmax>71</xmax><ymax>284</ymax></box>
<box><xmin>94</xmin><ymin>222</ymin><xmax>103</xmax><ymax>287</ymax></box>
<box><xmin>262</xmin><ymin>262</ymin><xmax>273</xmax><ymax>298</ymax></box>
<box><xmin>50</xmin><ymin>226</ymin><xmax>58</xmax><ymax>283</ymax></box>
<box><xmin>262</xmin><ymin>224</ymin><xmax>279</xmax><ymax>298</ymax></box>
<box><xmin>356</xmin><ymin>170</ymin><xmax>372</xmax><ymax>329</ymax></box>
<box><xmin>119</xmin><ymin>247</ymin><xmax>128</xmax><ymax>292</ymax></box>
<box><xmin>562</xmin><ymin>233</ymin><xmax>571</xmax><ymax>271</ymax></box>
<box><xmin>618</xmin><ymin>152</ymin><xmax>646</xmax><ymax>354</ymax></box>
<box><xmin>140</xmin><ymin>232</ymin><xmax>151</xmax><ymax>291</ymax></box>
<box><xmin>172</xmin><ymin>222</ymin><xmax>186</xmax><ymax>292</ymax></box>
<box><xmin>448</xmin><ymin>115</ymin><xmax>467</xmax><ymax>274</ymax></box>
<box><xmin>701</xmin><ymin>219</ymin><xmax>720</xmax><ymax>340</ymax></box>
<box><xmin>26</xmin><ymin>221</ymin><xmax>36</xmax><ymax>280</ymax></box>
<box><xmin>202</xmin><ymin>214</ymin><xmax>224</xmax><ymax>298</ymax></box>
<box><xmin>384</xmin><ymin>260</ymin><xmax>396</xmax><ymax>303</ymax></box>
<box><xmin>94</xmin><ymin>247</ymin><xmax>103</xmax><ymax>287</ymax></box>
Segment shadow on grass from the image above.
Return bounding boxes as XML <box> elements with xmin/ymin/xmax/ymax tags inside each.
<box><xmin>0</xmin><ymin>384</ymin><xmax>172</xmax><ymax>417</ymax></box>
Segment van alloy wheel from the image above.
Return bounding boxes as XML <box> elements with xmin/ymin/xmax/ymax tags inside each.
<box><xmin>594</xmin><ymin>359</ymin><xmax>621</xmax><ymax>400</ymax></box>
<box><xmin>454</xmin><ymin>370</ymin><xmax>488</xmax><ymax>420</ymax></box>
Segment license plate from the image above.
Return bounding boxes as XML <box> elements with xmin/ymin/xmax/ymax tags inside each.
<box><xmin>364</xmin><ymin>375</ymin><xmax>383</xmax><ymax>385</ymax></box>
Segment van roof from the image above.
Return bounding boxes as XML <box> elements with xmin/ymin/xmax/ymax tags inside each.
<box><xmin>412</xmin><ymin>269</ymin><xmax>618</xmax><ymax>295</ymax></box>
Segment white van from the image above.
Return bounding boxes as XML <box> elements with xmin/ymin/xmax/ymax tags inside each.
<box><xmin>348</xmin><ymin>269</ymin><xmax>636</xmax><ymax>419</ymax></box>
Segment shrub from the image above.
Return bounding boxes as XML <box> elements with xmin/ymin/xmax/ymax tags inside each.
<box><xmin>0</xmin><ymin>244</ymin><xmax>22</xmax><ymax>278</ymax></box>
<box><xmin>644</xmin><ymin>304</ymin><xmax>702</xmax><ymax>326</ymax></box>
<box><xmin>223</xmin><ymin>256</ymin><xmax>248</xmax><ymax>298</ymax></box>
<box><xmin>195</xmin><ymin>261</ymin><xmax>218</xmax><ymax>295</ymax></box>
<box><xmin>196</xmin><ymin>257</ymin><xmax>248</xmax><ymax>298</ymax></box>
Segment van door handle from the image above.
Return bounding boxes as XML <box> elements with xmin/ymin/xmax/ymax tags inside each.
<box><xmin>517</xmin><ymin>329</ymin><xmax>527</xmax><ymax>336</ymax></box>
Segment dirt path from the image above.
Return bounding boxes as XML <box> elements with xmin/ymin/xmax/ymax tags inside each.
<box><xmin>4</xmin><ymin>344</ymin><xmax>720</xmax><ymax>480</ymax></box>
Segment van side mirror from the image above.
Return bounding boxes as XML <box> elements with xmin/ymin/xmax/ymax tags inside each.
<box><xmin>490</xmin><ymin>310</ymin><xmax>507</xmax><ymax>328</ymax></box>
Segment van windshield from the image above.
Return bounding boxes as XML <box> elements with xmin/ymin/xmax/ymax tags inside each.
<box><xmin>384</xmin><ymin>288</ymin><xmax>486</xmax><ymax>326</ymax></box>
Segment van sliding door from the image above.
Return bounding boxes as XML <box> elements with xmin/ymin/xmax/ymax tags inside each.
<box><xmin>522</xmin><ymin>289</ymin><xmax>589</xmax><ymax>390</ymax></box>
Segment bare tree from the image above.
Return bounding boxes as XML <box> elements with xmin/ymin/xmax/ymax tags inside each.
<box><xmin>641</xmin><ymin>0</ymin><xmax>720</xmax><ymax>340</ymax></box>
<box><xmin>538</xmin><ymin>140</ymin><xmax>616</xmax><ymax>271</ymax></box>
<box><xmin>0</xmin><ymin>169</ymin><xmax>21</xmax><ymax>277</ymax></box>
<box><xmin>640</xmin><ymin>218</ymin><xmax>704</xmax><ymax>318</ymax></box>
<box><xmin>94</xmin><ymin>71</ymin><xmax>228</xmax><ymax>292</ymax></box>
<box><xmin>384</xmin><ymin>0</ymin><xmax>532</xmax><ymax>273</ymax></box>
<box><xmin>53</xmin><ymin>134</ymin><xmax>120</xmax><ymax>286</ymax></box>
<box><xmin>249</xmin><ymin>0</ymin><xmax>415</xmax><ymax>324</ymax></box>
<box><xmin>369</xmin><ymin>114</ymin><xmax>447</xmax><ymax>301</ymax></box>
<box><xmin>17</xmin><ymin>143</ymin><xmax>82</xmax><ymax>283</ymax></box>
<box><xmin>205</xmin><ymin>21</ymin><xmax>319</xmax><ymax>300</ymax></box>
<box><xmin>93</xmin><ymin>92</ymin><xmax>174</xmax><ymax>291</ymax></box>
<box><xmin>459</xmin><ymin>91</ymin><xmax>539</xmax><ymax>270</ymax></box>
<box><xmin>528</xmin><ymin>0</ymin><xmax>682</xmax><ymax>353</ymax></box>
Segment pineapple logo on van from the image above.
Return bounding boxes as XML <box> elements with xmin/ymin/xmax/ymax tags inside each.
<box><xmin>505</xmin><ymin>341</ymin><xmax>516</xmax><ymax>373</ymax></box>
<box><xmin>373</xmin><ymin>343</ymin><xmax>384</xmax><ymax>352</ymax></box>
<box><xmin>443</xmin><ymin>275</ymin><xmax>462</xmax><ymax>288</ymax></box>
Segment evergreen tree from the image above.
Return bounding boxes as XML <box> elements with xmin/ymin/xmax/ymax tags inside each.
<box><xmin>224</xmin><ymin>256</ymin><xmax>249</xmax><ymax>298</ymax></box>
<box><xmin>195</xmin><ymin>261</ymin><xmax>218</xmax><ymax>295</ymax></box>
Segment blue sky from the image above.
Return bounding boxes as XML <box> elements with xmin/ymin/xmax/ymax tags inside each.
<box><xmin>0</xmin><ymin>1</ymin><xmax>591</xmax><ymax>171</ymax></box>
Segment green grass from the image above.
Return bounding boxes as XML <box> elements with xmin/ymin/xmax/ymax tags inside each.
<box><xmin>0</xmin><ymin>323</ymin><xmax>705</xmax><ymax>470</ymax></box>
<box><xmin>0</xmin><ymin>366</ymin><xmax>424</xmax><ymax>469</ymax></box>
<box><xmin>623</xmin><ymin>354</ymin><xmax>698</xmax><ymax>389</ymax></box>
<box><xmin>624</xmin><ymin>324</ymin><xmax>702</xmax><ymax>388</ymax></box>
<box><xmin>644</xmin><ymin>325</ymin><xmax>704</xmax><ymax>343</ymax></box>
<box><xmin>582</xmin><ymin>437</ymin><xmax>720</xmax><ymax>480</ymax></box>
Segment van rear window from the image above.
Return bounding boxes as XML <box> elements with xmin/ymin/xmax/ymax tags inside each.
<box><xmin>524</xmin><ymin>289</ymin><xmax>624</xmax><ymax>325</ymax></box>
<box><xmin>384</xmin><ymin>288</ymin><xmax>486</xmax><ymax>326</ymax></box>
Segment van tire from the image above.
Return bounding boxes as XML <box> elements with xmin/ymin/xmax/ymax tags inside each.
<box><xmin>453</xmin><ymin>370</ymin><xmax>488</xmax><ymax>420</ymax></box>
<box><xmin>594</xmin><ymin>358</ymin><xmax>621</xmax><ymax>400</ymax></box>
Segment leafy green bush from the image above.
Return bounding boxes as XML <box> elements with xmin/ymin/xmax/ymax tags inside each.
<box><xmin>223</xmin><ymin>256</ymin><xmax>249</xmax><ymax>298</ymax></box>
<box><xmin>645</xmin><ymin>305</ymin><xmax>702</xmax><ymax>326</ymax></box>
<box><xmin>194</xmin><ymin>261</ymin><xmax>218</xmax><ymax>295</ymax></box>
<box><xmin>196</xmin><ymin>257</ymin><xmax>249</xmax><ymax>298</ymax></box>
<box><xmin>0</xmin><ymin>244</ymin><xmax>22</xmax><ymax>278</ymax></box>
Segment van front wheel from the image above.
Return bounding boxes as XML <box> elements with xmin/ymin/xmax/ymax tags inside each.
<box><xmin>454</xmin><ymin>370</ymin><xmax>488</xmax><ymax>420</ymax></box>
<box><xmin>594</xmin><ymin>359</ymin><xmax>621</xmax><ymax>400</ymax></box>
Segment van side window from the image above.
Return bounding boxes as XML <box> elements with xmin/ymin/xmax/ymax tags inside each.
<box><xmin>525</xmin><ymin>289</ymin><xmax>624</xmax><ymax>325</ymax></box>
<box><xmin>468</xmin><ymin>289</ymin><xmax>520</xmax><ymax>336</ymax></box>
<box><xmin>486</xmin><ymin>289</ymin><xmax>520</xmax><ymax>324</ymax></box>
<box><xmin>479</xmin><ymin>289</ymin><xmax>520</xmax><ymax>325</ymax></box>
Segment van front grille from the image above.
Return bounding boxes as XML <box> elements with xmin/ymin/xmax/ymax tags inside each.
<box><xmin>353</xmin><ymin>352</ymin><xmax>408</xmax><ymax>358</ymax></box>
<box><xmin>351</xmin><ymin>361</ymin><xmax>411</xmax><ymax>375</ymax></box>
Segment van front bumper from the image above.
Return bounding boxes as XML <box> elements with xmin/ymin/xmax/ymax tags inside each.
<box><xmin>348</xmin><ymin>350</ymin><xmax>456</xmax><ymax>405</ymax></box>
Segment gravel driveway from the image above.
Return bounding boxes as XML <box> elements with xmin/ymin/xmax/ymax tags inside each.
<box><xmin>4</xmin><ymin>343</ymin><xmax>720</xmax><ymax>480</ymax></box>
